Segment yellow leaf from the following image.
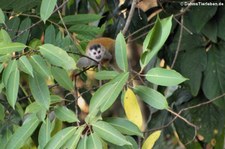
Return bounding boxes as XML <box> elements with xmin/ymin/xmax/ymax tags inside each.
<box><xmin>124</xmin><ymin>88</ymin><xmax>143</xmax><ymax>130</ymax></box>
<box><xmin>142</xmin><ymin>130</ymin><xmax>161</xmax><ymax>149</ymax></box>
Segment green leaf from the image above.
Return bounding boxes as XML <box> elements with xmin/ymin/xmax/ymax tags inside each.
<box><xmin>6</xmin><ymin>114</ymin><xmax>40</xmax><ymax>149</ymax></box>
<box><xmin>173</xmin><ymin>96</ymin><xmax>225</xmax><ymax>145</ymax></box>
<box><xmin>29</xmin><ymin>73</ymin><xmax>50</xmax><ymax>109</ymax></box>
<box><xmin>25</xmin><ymin>102</ymin><xmax>43</xmax><ymax>114</ymax></box>
<box><xmin>16</xmin><ymin>18</ymin><xmax>31</xmax><ymax>44</ymax></box>
<box><xmin>69</xmin><ymin>24</ymin><xmax>103</xmax><ymax>37</ymax></box>
<box><xmin>141</xmin><ymin>16</ymin><xmax>172</xmax><ymax>69</ymax></box>
<box><xmin>142</xmin><ymin>17</ymin><xmax>162</xmax><ymax>53</ymax></box>
<box><xmin>45</xmin><ymin>24</ymin><xmax>56</xmax><ymax>44</ymax></box>
<box><xmin>87</xmin><ymin>133</ymin><xmax>102</xmax><ymax>149</ymax></box>
<box><xmin>2</xmin><ymin>59</ymin><xmax>17</xmax><ymax>86</ymax></box>
<box><xmin>38</xmin><ymin>118</ymin><xmax>52</xmax><ymax>149</ymax></box>
<box><xmin>6</xmin><ymin>68</ymin><xmax>20</xmax><ymax>109</ymax></box>
<box><xmin>95</xmin><ymin>70</ymin><xmax>119</xmax><ymax>80</ymax></box>
<box><xmin>203</xmin><ymin>44</ymin><xmax>225</xmax><ymax>107</ymax></box>
<box><xmin>51</xmin><ymin>66</ymin><xmax>73</xmax><ymax>91</ymax></box>
<box><xmin>39</xmin><ymin>44</ymin><xmax>76</xmax><ymax>70</ymax></box>
<box><xmin>0</xmin><ymin>128</ymin><xmax>12</xmax><ymax>148</ymax></box>
<box><xmin>0</xmin><ymin>29</ymin><xmax>11</xmax><ymax>43</ymax></box>
<box><xmin>29</xmin><ymin>55</ymin><xmax>51</xmax><ymax>79</ymax></box>
<box><xmin>178</xmin><ymin>48</ymin><xmax>207</xmax><ymax>96</ymax></box>
<box><xmin>0</xmin><ymin>42</ymin><xmax>26</xmax><ymax>54</ymax></box>
<box><xmin>5</xmin><ymin>17</ymin><xmax>20</xmax><ymax>38</ymax></box>
<box><xmin>50</xmin><ymin>95</ymin><xmax>63</xmax><ymax>104</ymax></box>
<box><xmin>0</xmin><ymin>103</ymin><xmax>5</xmax><ymax>121</ymax></box>
<box><xmin>77</xmin><ymin>134</ymin><xmax>87</xmax><ymax>149</ymax></box>
<box><xmin>18</xmin><ymin>55</ymin><xmax>34</xmax><ymax>77</ymax></box>
<box><xmin>54</xmin><ymin>106</ymin><xmax>79</xmax><ymax>123</ymax></box>
<box><xmin>201</xmin><ymin>18</ymin><xmax>217</xmax><ymax>43</ymax></box>
<box><xmin>115</xmin><ymin>32</ymin><xmax>128</xmax><ymax>71</ymax></box>
<box><xmin>61</xmin><ymin>14</ymin><xmax>102</xmax><ymax>25</ymax></box>
<box><xmin>92</xmin><ymin>121</ymin><xmax>131</xmax><ymax>146</ymax></box>
<box><xmin>89</xmin><ymin>72</ymin><xmax>129</xmax><ymax>113</ymax></box>
<box><xmin>134</xmin><ymin>86</ymin><xmax>168</xmax><ymax>110</ymax></box>
<box><xmin>145</xmin><ymin>67</ymin><xmax>187</xmax><ymax>86</ymax></box>
<box><xmin>63</xmin><ymin>126</ymin><xmax>85</xmax><ymax>149</ymax></box>
<box><xmin>45</xmin><ymin>126</ymin><xmax>77</xmax><ymax>149</ymax></box>
<box><xmin>0</xmin><ymin>8</ymin><xmax>5</xmax><ymax>24</ymax></box>
<box><xmin>189</xmin><ymin>6</ymin><xmax>217</xmax><ymax>33</ymax></box>
<box><xmin>105</xmin><ymin>117</ymin><xmax>143</xmax><ymax>137</ymax></box>
<box><xmin>217</xmin><ymin>6</ymin><xmax>225</xmax><ymax>40</ymax></box>
<box><xmin>40</xmin><ymin>0</ymin><xmax>57</xmax><ymax>23</ymax></box>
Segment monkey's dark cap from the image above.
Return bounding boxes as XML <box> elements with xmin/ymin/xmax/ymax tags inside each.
<box><xmin>90</xmin><ymin>44</ymin><xmax>101</xmax><ymax>51</ymax></box>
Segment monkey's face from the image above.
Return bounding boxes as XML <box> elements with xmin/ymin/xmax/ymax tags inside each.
<box><xmin>87</xmin><ymin>44</ymin><xmax>105</xmax><ymax>62</ymax></box>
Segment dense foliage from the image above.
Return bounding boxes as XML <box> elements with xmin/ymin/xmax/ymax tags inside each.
<box><xmin>0</xmin><ymin>0</ymin><xmax>225</xmax><ymax>149</ymax></box>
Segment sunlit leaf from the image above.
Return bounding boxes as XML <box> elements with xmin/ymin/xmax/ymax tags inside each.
<box><xmin>134</xmin><ymin>86</ymin><xmax>168</xmax><ymax>110</ymax></box>
<box><xmin>54</xmin><ymin>106</ymin><xmax>79</xmax><ymax>123</ymax></box>
<box><xmin>25</xmin><ymin>102</ymin><xmax>43</xmax><ymax>114</ymax></box>
<box><xmin>51</xmin><ymin>66</ymin><xmax>73</xmax><ymax>91</ymax></box>
<box><xmin>2</xmin><ymin>59</ymin><xmax>17</xmax><ymax>86</ymax></box>
<box><xmin>92</xmin><ymin>121</ymin><xmax>131</xmax><ymax>146</ymax></box>
<box><xmin>105</xmin><ymin>117</ymin><xmax>143</xmax><ymax>137</ymax></box>
<box><xmin>95</xmin><ymin>70</ymin><xmax>119</xmax><ymax>80</ymax></box>
<box><xmin>18</xmin><ymin>55</ymin><xmax>34</xmax><ymax>77</ymax></box>
<box><xmin>45</xmin><ymin>126</ymin><xmax>77</xmax><ymax>149</ymax></box>
<box><xmin>124</xmin><ymin>88</ymin><xmax>143</xmax><ymax>130</ymax></box>
<box><xmin>115</xmin><ymin>32</ymin><xmax>128</xmax><ymax>71</ymax></box>
<box><xmin>145</xmin><ymin>67</ymin><xmax>187</xmax><ymax>86</ymax></box>
<box><xmin>89</xmin><ymin>72</ymin><xmax>129</xmax><ymax>113</ymax></box>
<box><xmin>0</xmin><ymin>42</ymin><xmax>26</xmax><ymax>54</ymax></box>
<box><xmin>40</xmin><ymin>0</ymin><xmax>57</xmax><ymax>23</ymax></box>
<box><xmin>29</xmin><ymin>73</ymin><xmax>50</xmax><ymax>109</ymax></box>
<box><xmin>77</xmin><ymin>134</ymin><xmax>87</xmax><ymax>149</ymax></box>
<box><xmin>0</xmin><ymin>29</ymin><xmax>11</xmax><ymax>43</ymax></box>
<box><xmin>142</xmin><ymin>131</ymin><xmax>161</xmax><ymax>149</ymax></box>
<box><xmin>87</xmin><ymin>133</ymin><xmax>102</xmax><ymax>149</ymax></box>
<box><xmin>6</xmin><ymin>114</ymin><xmax>40</xmax><ymax>149</ymax></box>
<box><xmin>63</xmin><ymin>126</ymin><xmax>85</xmax><ymax>149</ymax></box>
<box><xmin>29</xmin><ymin>55</ymin><xmax>51</xmax><ymax>79</ymax></box>
<box><xmin>39</xmin><ymin>44</ymin><xmax>76</xmax><ymax>70</ymax></box>
<box><xmin>141</xmin><ymin>16</ymin><xmax>172</xmax><ymax>69</ymax></box>
<box><xmin>0</xmin><ymin>9</ymin><xmax>5</xmax><ymax>24</ymax></box>
<box><xmin>6</xmin><ymin>68</ymin><xmax>20</xmax><ymax>109</ymax></box>
<box><xmin>38</xmin><ymin>118</ymin><xmax>52</xmax><ymax>149</ymax></box>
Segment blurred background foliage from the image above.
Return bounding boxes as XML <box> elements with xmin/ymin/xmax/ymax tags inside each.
<box><xmin>1</xmin><ymin>0</ymin><xmax>225</xmax><ymax>148</ymax></box>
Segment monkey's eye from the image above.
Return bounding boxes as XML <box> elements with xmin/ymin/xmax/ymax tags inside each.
<box><xmin>93</xmin><ymin>52</ymin><xmax>96</xmax><ymax>55</ymax></box>
<box><xmin>98</xmin><ymin>50</ymin><xmax>101</xmax><ymax>54</ymax></box>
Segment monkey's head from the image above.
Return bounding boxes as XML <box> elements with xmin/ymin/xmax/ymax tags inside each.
<box><xmin>87</xmin><ymin>44</ymin><xmax>106</xmax><ymax>62</ymax></box>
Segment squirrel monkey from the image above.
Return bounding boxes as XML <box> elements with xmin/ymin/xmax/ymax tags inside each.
<box><xmin>77</xmin><ymin>37</ymin><xmax>120</xmax><ymax>71</ymax></box>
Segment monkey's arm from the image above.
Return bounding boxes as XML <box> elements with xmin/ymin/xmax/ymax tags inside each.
<box><xmin>102</xmin><ymin>50</ymin><xmax>112</xmax><ymax>60</ymax></box>
<box><xmin>76</xmin><ymin>57</ymin><xmax>98</xmax><ymax>69</ymax></box>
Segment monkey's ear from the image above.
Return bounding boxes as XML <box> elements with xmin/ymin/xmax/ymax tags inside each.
<box><xmin>103</xmin><ymin>50</ymin><xmax>112</xmax><ymax>60</ymax></box>
<box><xmin>76</xmin><ymin>57</ymin><xmax>98</xmax><ymax>68</ymax></box>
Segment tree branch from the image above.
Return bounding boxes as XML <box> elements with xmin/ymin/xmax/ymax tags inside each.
<box><xmin>122</xmin><ymin>0</ymin><xmax>137</xmax><ymax>35</ymax></box>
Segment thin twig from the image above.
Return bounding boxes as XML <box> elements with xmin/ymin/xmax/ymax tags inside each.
<box><xmin>171</xmin><ymin>15</ymin><xmax>184</xmax><ymax>68</ymax></box>
<box><xmin>167</xmin><ymin>108</ymin><xmax>198</xmax><ymax>129</ymax></box>
<box><xmin>147</xmin><ymin>93</ymin><xmax>225</xmax><ymax>132</ymax></box>
<box><xmin>174</xmin><ymin>0</ymin><xmax>196</xmax><ymax>17</ymax></box>
<box><xmin>125</xmin><ymin>22</ymin><xmax>155</xmax><ymax>40</ymax></box>
<box><xmin>122</xmin><ymin>0</ymin><xmax>137</xmax><ymax>35</ymax></box>
<box><xmin>173</xmin><ymin>16</ymin><xmax>193</xmax><ymax>35</ymax></box>
<box><xmin>55</xmin><ymin>4</ymin><xmax>77</xmax><ymax>44</ymax></box>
